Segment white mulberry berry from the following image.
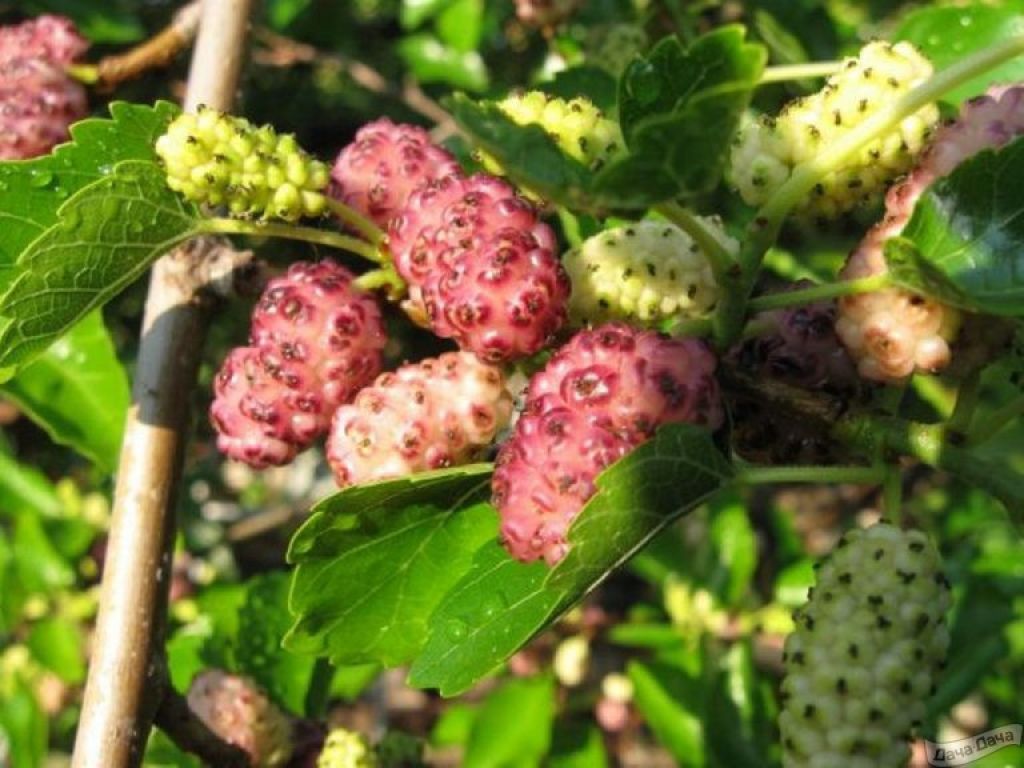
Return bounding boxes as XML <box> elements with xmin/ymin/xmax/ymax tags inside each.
<box><xmin>493</xmin><ymin>324</ymin><xmax>722</xmax><ymax>564</ymax></box>
<box><xmin>837</xmin><ymin>85</ymin><xmax>1024</xmax><ymax>381</ymax></box>
<box><xmin>327</xmin><ymin>351</ymin><xmax>513</xmax><ymax>488</ymax></box>
<box><xmin>330</xmin><ymin>117</ymin><xmax>461</xmax><ymax>228</ymax></box>
<box><xmin>563</xmin><ymin>220</ymin><xmax>730</xmax><ymax>327</ymax></box>
<box><xmin>316</xmin><ymin>728</ymin><xmax>377</xmax><ymax>768</ymax></box>
<box><xmin>780</xmin><ymin>523</ymin><xmax>951</xmax><ymax>768</ymax></box>
<box><xmin>186</xmin><ymin>670</ymin><xmax>293</xmax><ymax>768</ymax></box>
<box><xmin>155</xmin><ymin>108</ymin><xmax>330</xmax><ymax>221</ymax></box>
<box><xmin>211</xmin><ymin>260</ymin><xmax>386</xmax><ymax>468</ymax></box>
<box><xmin>728</xmin><ymin>42</ymin><xmax>938</xmax><ymax>221</ymax></box>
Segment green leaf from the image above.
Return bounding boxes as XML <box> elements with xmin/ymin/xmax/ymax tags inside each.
<box><xmin>548</xmin><ymin>721</ymin><xmax>608</xmax><ymax>768</ymax></box>
<box><xmin>437</xmin><ymin>0</ymin><xmax>484</xmax><ymax>53</ymax></box>
<box><xmin>398</xmin><ymin>34</ymin><xmax>489</xmax><ymax>92</ymax></box>
<box><xmin>26</xmin><ymin>617</ymin><xmax>86</xmax><ymax>684</ymax></box>
<box><xmin>1</xmin><ymin>311</ymin><xmax>128</xmax><ymax>471</ymax></box>
<box><xmin>0</xmin><ymin>445</ymin><xmax>61</xmax><ymax>520</ymax></box>
<box><xmin>237</xmin><ymin>572</ymin><xmax>325</xmax><ymax>716</ymax></box>
<box><xmin>13</xmin><ymin>513</ymin><xmax>75</xmax><ymax>593</ymax></box>
<box><xmin>430</xmin><ymin>703</ymin><xmax>478</xmax><ymax>747</ymax></box>
<box><xmin>0</xmin><ymin>160</ymin><xmax>202</xmax><ymax>381</ymax></box>
<box><xmin>400</xmin><ymin>0</ymin><xmax>457</xmax><ymax>29</ymax></box>
<box><xmin>895</xmin><ymin>3</ymin><xmax>1024</xmax><ymax>106</ymax></box>
<box><xmin>0</xmin><ymin>676</ymin><xmax>47</xmax><ymax>768</ymax></box>
<box><xmin>540</xmin><ymin>67</ymin><xmax>620</xmax><ymax>113</ymax></box>
<box><xmin>463</xmin><ymin>675</ymin><xmax>555</xmax><ymax>768</ymax></box>
<box><xmin>884</xmin><ymin>137</ymin><xmax>1024</xmax><ymax>316</ymax></box>
<box><xmin>0</xmin><ymin>101</ymin><xmax>179</xmax><ymax>275</ymax></box>
<box><xmin>265</xmin><ymin>0</ymin><xmax>314</xmax><ymax>28</ymax></box>
<box><xmin>410</xmin><ymin>425</ymin><xmax>732</xmax><ymax>695</ymax></box>
<box><xmin>629</xmin><ymin>657</ymin><xmax>707</xmax><ymax>765</ymax></box>
<box><xmin>599</xmin><ymin>26</ymin><xmax>766</xmax><ymax>203</ymax></box>
<box><xmin>285</xmin><ymin>465</ymin><xmax>497</xmax><ymax>667</ymax></box>
<box><xmin>24</xmin><ymin>0</ymin><xmax>144</xmax><ymax>42</ymax></box>
<box><xmin>706</xmin><ymin>493</ymin><xmax>757</xmax><ymax>608</ymax></box>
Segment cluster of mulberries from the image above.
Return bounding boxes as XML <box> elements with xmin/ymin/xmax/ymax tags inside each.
<box><xmin>480</xmin><ymin>91</ymin><xmax>623</xmax><ymax>184</ymax></box>
<box><xmin>0</xmin><ymin>15</ymin><xmax>88</xmax><ymax>160</ymax></box>
<box><xmin>210</xmin><ymin>260</ymin><xmax>386</xmax><ymax>468</ymax></box>
<box><xmin>493</xmin><ymin>323</ymin><xmax>722</xmax><ymax>564</ymax></box>
<box><xmin>780</xmin><ymin>522</ymin><xmax>951</xmax><ymax>768</ymax></box>
<box><xmin>729</xmin><ymin>41</ymin><xmax>938</xmax><ymax>221</ymax></box>
<box><xmin>186</xmin><ymin>670</ymin><xmax>293</xmax><ymax>768</ymax></box>
<box><xmin>389</xmin><ymin>173</ymin><xmax>570</xmax><ymax>361</ymax></box>
<box><xmin>326</xmin><ymin>352</ymin><xmax>513</xmax><ymax>488</ymax></box>
<box><xmin>330</xmin><ymin>117</ymin><xmax>461</xmax><ymax>228</ymax></box>
<box><xmin>563</xmin><ymin>220</ymin><xmax>729</xmax><ymax>327</ymax></box>
<box><xmin>155</xmin><ymin>108</ymin><xmax>330</xmax><ymax>221</ymax></box>
<box><xmin>837</xmin><ymin>85</ymin><xmax>1024</xmax><ymax>381</ymax></box>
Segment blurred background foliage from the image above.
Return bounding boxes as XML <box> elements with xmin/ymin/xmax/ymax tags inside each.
<box><xmin>0</xmin><ymin>0</ymin><xmax>1022</xmax><ymax>765</ymax></box>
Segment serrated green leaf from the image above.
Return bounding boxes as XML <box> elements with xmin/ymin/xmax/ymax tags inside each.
<box><xmin>285</xmin><ymin>465</ymin><xmax>497</xmax><ymax>667</ymax></box>
<box><xmin>1</xmin><ymin>311</ymin><xmax>128</xmax><ymax>471</ymax></box>
<box><xmin>895</xmin><ymin>3</ymin><xmax>1024</xmax><ymax>106</ymax></box>
<box><xmin>598</xmin><ymin>26</ymin><xmax>766</xmax><ymax>204</ymax></box>
<box><xmin>26</xmin><ymin>617</ymin><xmax>86</xmax><ymax>684</ymax></box>
<box><xmin>0</xmin><ymin>101</ymin><xmax>179</xmax><ymax>276</ymax></box>
<box><xmin>0</xmin><ymin>160</ymin><xmax>202</xmax><ymax>381</ymax></box>
<box><xmin>884</xmin><ymin>137</ymin><xmax>1024</xmax><ymax>316</ymax></box>
<box><xmin>410</xmin><ymin>425</ymin><xmax>732</xmax><ymax>695</ymax></box>
<box><xmin>463</xmin><ymin>675</ymin><xmax>555</xmax><ymax>768</ymax></box>
<box><xmin>540</xmin><ymin>67</ymin><xmax>619</xmax><ymax>113</ymax></box>
<box><xmin>446</xmin><ymin>94</ymin><xmax>598</xmax><ymax>210</ymax></box>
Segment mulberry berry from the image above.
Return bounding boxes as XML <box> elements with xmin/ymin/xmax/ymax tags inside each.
<box><xmin>563</xmin><ymin>220</ymin><xmax>729</xmax><ymax>327</ymax></box>
<box><xmin>211</xmin><ymin>260</ymin><xmax>386</xmax><ymax>468</ymax></box>
<box><xmin>327</xmin><ymin>351</ymin><xmax>513</xmax><ymax>488</ymax></box>
<box><xmin>0</xmin><ymin>15</ymin><xmax>88</xmax><ymax>160</ymax></box>
<box><xmin>330</xmin><ymin>118</ymin><xmax>461</xmax><ymax>228</ymax></box>
<box><xmin>186</xmin><ymin>670</ymin><xmax>293</xmax><ymax>768</ymax></box>
<box><xmin>479</xmin><ymin>91</ymin><xmax>623</xmax><ymax>188</ymax></box>
<box><xmin>780</xmin><ymin>523</ymin><xmax>951</xmax><ymax>768</ymax></box>
<box><xmin>316</xmin><ymin>728</ymin><xmax>377</xmax><ymax>768</ymax></box>
<box><xmin>389</xmin><ymin>173</ymin><xmax>569</xmax><ymax>361</ymax></box>
<box><xmin>728</xmin><ymin>41</ymin><xmax>938</xmax><ymax>220</ymax></box>
<box><xmin>155</xmin><ymin>108</ymin><xmax>330</xmax><ymax>221</ymax></box>
<box><xmin>494</xmin><ymin>324</ymin><xmax>722</xmax><ymax>563</ymax></box>
<box><xmin>836</xmin><ymin>85</ymin><xmax>1024</xmax><ymax>381</ymax></box>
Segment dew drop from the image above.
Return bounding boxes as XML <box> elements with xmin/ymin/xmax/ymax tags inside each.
<box><xmin>129</xmin><ymin>221</ymin><xmax>144</xmax><ymax>234</ymax></box>
<box><xmin>444</xmin><ymin>618</ymin><xmax>468</xmax><ymax>641</ymax></box>
<box><xmin>29</xmin><ymin>170</ymin><xmax>53</xmax><ymax>188</ymax></box>
<box><xmin>61</xmin><ymin>209</ymin><xmax>81</xmax><ymax>231</ymax></box>
<box><xmin>625</xmin><ymin>62</ymin><xmax>661</xmax><ymax>106</ymax></box>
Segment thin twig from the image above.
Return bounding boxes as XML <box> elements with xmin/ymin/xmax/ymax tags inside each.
<box><xmin>95</xmin><ymin>1</ymin><xmax>202</xmax><ymax>88</ymax></box>
<box><xmin>154</xmin><ymin>684</ymin><xmax>251</xmax><ymax>768</ymax></box>
<box><xmin>71</xmin><ymin>0</ymin><xmax>255</xmax><ymax>765</ymax></box>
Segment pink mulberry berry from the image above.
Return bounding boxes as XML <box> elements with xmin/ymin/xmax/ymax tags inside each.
<box><xmin>0</xmin><ymin>16</ymin><xmax>88</xmax><ymax>160</ymax></box>
<box><xmin>837</xmin><ymin>85</ymin><xmax>1024</xmax><ymax>381</ymax></box>
<box><xmin>186</xmin><ymin>670</ymin><xmax>293</xmax><ymax>768</ymax></box>
<box><xmin>211</xmin><ymin>260</ymin><xmax>386</xmax><ymax>468</ymax></box>
<box><xmin>389</xmin><ymin>173</ymin><xmax>569</xmax><ymax>362</ymax></box>
<box><xmin>330</xmin><ymin>117</ymin><xmax>462</xmax><ymax>228</ymax></box>
<box><xmin>494</xmin><ymin>324</ymin><xmax>722</xmax><ymax>564</ymax></box>
<box><xmin>327</xmin><ymin>351</ymin><xmax>513</xmax><ymax>488</ymax></box>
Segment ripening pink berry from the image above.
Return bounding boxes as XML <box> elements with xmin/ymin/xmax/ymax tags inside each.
<box><xmin>327</xmin><ymin>351</ymin><xmax>513</xmax><ymax>488</ymax></box>
<box><xmin>493</xmin><ymin>324</ymin><xmax>722</xmax><ymax>564</ymax></box>
<box><xmin>837</xmin><ymin>85</ymin><xmax>1024</xmax><ymax>381</ymax></box>
<box><xmin>0</xmin><ymin>15</ymin><xmax>88</xmax><ymax>64</ymax></box>
<box><xmin>330</xmin><ymin>117</ymin><xmax>462</xmax><ymax>228</ymax></box>
<box><xmin>211</xmin><ymin>260</ymin><xmax>386</xmax><ymax>468</ymax></box>
<box><xmin>389</xmin><ymin>173</ymin><xmax>569</xmax><ymax>362</ymax></box>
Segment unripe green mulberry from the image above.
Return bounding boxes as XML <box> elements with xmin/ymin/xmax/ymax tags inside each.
<box><xmin>155</xmin><ymin>107</ymin><xmax>329</xmax><ymax>222</ymax></box>
<box><xmin>780</xmin><ymin>522</ymin><xmax>952</xmax><ymax>768</ymax></box>
<box><xmin>479</xmin><ymin>91</ymin><xmax>623</xmax><ymax>196</ymax></box>
<box><xmin>317</xmin><ymin>728</ymin><xmax>377</xmax><ymax>768</ymax></box>
<box><xmin>563</xmin><ymin>220</ymin><xmax>730</xmax><ymax>327</ymax></box>
<box><xmin>729</xmin><ymin>41</ymin><xmax>938</xmax><ymax>221</ymax></box>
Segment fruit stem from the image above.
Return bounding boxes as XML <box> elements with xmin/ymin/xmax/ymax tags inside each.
<box><xmin>666</xmin><ymin>316</ymin><xmax>713</xmax><ymax>339</ymax></box>
<box><xmin>655</xmin><ymin>201</ymin><xmax>737</xmax><ymax>282</ymax></box>
<box><xmin>747</xmin><ymin>274</ymin><xmax>891</xmax><ymax>312</ymax></box>
<box><xmin>325</xmin><ymin>196</ymin><xmax>386</xmax><ymax>246</ymax></box>
<box><xmin>882</xmin><ymin>467</ymin><xmax>903</xmax><ymax>522</ymax></box>
<box><xmin>736</xmin><ymin>464</ymin><xmax>887</xmax><ymax>486</ymax></box>
<box><xmin>201</xmin><ymin>217</ymin><xmax>382</xmax><ymax>264</ymax></box>
<box><xmin>66</xmin><ymin>63</ymin><xmax>100</xmax><ymax>84</ymax></box>
<box><xmin>967</xmin><ymin>394</ymin><xmax>1024</xmax><ymax>445</ymax></box>
<box><xmin>714</xmin><ymin>32</ymin><xmax>1024</xmax><ymax>347</ymax></box>
<box><xmin>353</xmin><ymin>265</ymin><xmax>406</xmax><ymax>298</ymax></box>
<box><xmin>759</xmin><ymin>61</ymin><xmax>842</xmax><ymax>84</ymax></box>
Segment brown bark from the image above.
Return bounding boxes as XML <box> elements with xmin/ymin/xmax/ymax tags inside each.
<box><xmin>71</xmin><ymin>2</ymin><xmax>255</xmax><ymax>766</ymax></box>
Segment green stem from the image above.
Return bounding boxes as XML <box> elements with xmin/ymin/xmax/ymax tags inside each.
<box><xmin>655</xmin><ymin>202</ymin><xmax>737</xmax><ymax>283</ymax></box>
<box><xmin>324</xmin><ymin>197</ymin><xmax>386</xmax><ymax>247</ymax></box>
<box><xmin>736</xmin><ymin>465</ymin><xmax>887</xmax><ymax>486</ymax></box>
<box><xmin>968</xmin><ymin>394</ymin><xmax>1024</xmax><ymax>445</ymax></box>
<box><xmin>882</xmin><ymin>467</ymin><xmax>903</xmax><ymax>521</ymax></box>
<box><xmin>747</xmin><ymin>274</ymin><xmax>890</xmax><ymax>312</ymax></box>
<box><xmin>759</xmin><ymin>61</ymin><xmax>842</xmax><ymax>84</ymax></box>
<box><xmin>354</xmin><ymin>265</ymin><xmax>406</xmax><ymax>297</ymax></box>
<box><xmin>666</xmin><ymin>316</ymin><xmax>713</xmax><ymax>339</ymax></box>
<box><xmin>66</xmin><ymin>63</ymin><xmax>100</xmax><ymax>84</ymax></box>
<box><xmin>713</xmin><ymin>33</ymin><xmax>1024</xmax><ymax>347</ymax></box>
<box><xmin>200</xmin><ymin>217</ymin><xmax>382</xmax><ymax>264</ymax></box>
<box><xmin>947</xmin><ymin>367</ymin><xmax>981</xmax><ymax>435</ymax></box>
